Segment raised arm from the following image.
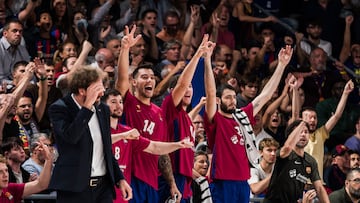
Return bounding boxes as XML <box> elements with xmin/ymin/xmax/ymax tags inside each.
<box><xmin>324</xmin><ymin>80</ymin><xmax>354</xmax><ymax>132</ymax></box>
<box><xmin>280</xmin><ymin>121</ymin><xmax>307</xmax><ymax>158</ymax></box>
<box><xmin>115</xmin><ymin>25</ymin><xmax>142</xmax><ymax>97</ymax></box>
<box><xmin>172</xmin><ymin>34</ymin><xmax>210</xmax><ymax>106</ymax></box>
<box><xmin>0</xmin><ymin>94</ymin><xmax>15</xmax><ymax>144</ymax></box>
<box><xmin>33</xmin><ymin>58</ymin><xmax>48</xmax><ymax>122</ymax></box>
<box><xmin>22</xmin><ymin>142</ymin><xmax>53</xmax><ymax>197</ymax></box>
<box><xmin>204</xmin><ymin>41</ymin><xmax>217</xmax><ymax>122</ymax></box>
<box><xmin>12</xmin><ymin>63</ymin><xmax>35</xmax><ymax>104</ymax></box>
<box><xmin>262</xmin><ymin>76</ymin><xmax>291</xmax><ymax>126</ymax></box>
<box><xmin>339</xmin><ymin>15</ymin><xmax>353</xmax><ymax>63</ymax></box>
<box><xmin>188</xmin><ymin>97</ymin><xmax>206</xmax><ymax>121</ymax></box>
<box><xmin>233</xmin><ymin>1</ymin><xmax>277</xmax><ymax>23</ymax></box>
<box><xmin>72</xmin><ymin>40</ymin><xmax>93</xmax><ymax>70</ymax></box>
<box><xmin>289</xmin><ymin>76</ymin><xmax>304</xmax><ymax>124</ymax></box>
<box><xmin>153</xmin><ymin>61</ymin><xmax>185</xmax><ymax>98</ymax></box>
<box><xmin>181</xmin><ymin>5</ymin><xmax>201</xmax><ymax>60</ymax></box>
<box><xmin>252</xmin><ymin>45</ymin><xmax>293</xmax><ymax>116</ymax></box>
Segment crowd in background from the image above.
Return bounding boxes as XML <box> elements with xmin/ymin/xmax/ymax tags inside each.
<box><xmin>0</xmin><ymin>0</ymin><xmax>360</xmax><ymax>202</ymax></box>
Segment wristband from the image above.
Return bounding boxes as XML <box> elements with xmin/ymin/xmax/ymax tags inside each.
<box><xmin>40</xmin><ymin>77</ymin><xmax>47</xmax><ymax>81</ymax></box>
<box><xmin>340</xmin><ymin>71</ymin><xmax>347</xmax><ymax>75</ymax></box>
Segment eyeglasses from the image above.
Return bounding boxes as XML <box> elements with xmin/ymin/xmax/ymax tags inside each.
<box><xmin>349</xmin><ymin>178</ymin><xmax>360</xmax><ymax>183</ymax></box>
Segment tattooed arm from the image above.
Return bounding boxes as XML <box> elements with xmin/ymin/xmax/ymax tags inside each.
<box><xmin>159</xmin><ymin>154</ymin><xmax>182</xmax><ymax>202</ymax></box>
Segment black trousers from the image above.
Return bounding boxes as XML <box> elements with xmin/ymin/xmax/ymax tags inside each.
<box><xmin>56</xmin><ymin>176</ymin><xmax>113</xmax><ymax>203</ymax></box>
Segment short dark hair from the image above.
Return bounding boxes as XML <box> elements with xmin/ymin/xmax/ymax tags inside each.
<box><xmin>163</xmin><ymin>10</ymin><xmax>179</xmax><ymax>25</ymax></box>
<box><xmin>300</xmin><ymin>106</ymin><xmax>317</xmax><ymax>117</ymax></box>
<box><xmin>101</xmin><ymin>88</ymin><xmax>121</xmax><ymax>102</ymax></box>
<box><xmin>3</xmin><ymin>18</ymin><xmax>23</xmax><ymax>31</ymax></box>
<box><xmin>194</xmin><ymin>150</ymin><xmax>208</xmax><ymax>163</ymax></box>
<box><xmin>12</xmin><ymin>60</ymin><xmax>28</xmax><ymax>73</ymax></box>
<box><xmin>132</xmin><ymin>63</ymin><xmax>154</xmax><ymax>78</ymax></box>
<box><xmin>238</xmin><ymin>73</ymin><xmax>259</xmax><ymax>88</ymax></box>
<box><xmin>141</xmin><ymin>9</ymin><xmax>157</xmax><ymax>20</ymax></box>
<box><xmin>285</xmin><ymin>120</ymin><xmax>310</xmax><ymax>139</ymax></box>
<box><xmin>347</xmin><ymin>168</ymin><xmax>360</xmax><ymax>180</ymax></box>
<box><xmin>216</xmin><ymin>84</ymin><xmax>236</xmax><ymax>98</ymax></box>
<box><xmin>1</xmin><ymin>137</ymin><xmax>24</xmax><ymax>154</ymax></box>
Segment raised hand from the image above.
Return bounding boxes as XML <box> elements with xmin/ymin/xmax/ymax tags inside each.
<box><xmin>121</xmin><ymin>25</ymin><xmax>142</xmax><ymax>49</ymax></box>
<box><xmin>25</xmin><ymin>62</ymin><xmax>36</xmax><ymax>76</ymax></box>
<box><xmin>345</xmin><ymin>15</ymin><xmax>354</xmax><ymax>25</ymax></box>
<box><xmin>83</xmin><ymin>80</ymin><xmax>105</xmax><ymax>108</ymax></box>
<box><xmin>100</xmin><ymin>25</ymin><xmax>111</xmax><ymax>41</ymax></box>
<box><xmin>196</xmin><ymin>34</ymin><xmax>216</xmax><ymax>58</ymax></box>
<box><xmin>278</xmin><ymin>45</ymin><xmax>293</xmax><ymax>66</ymax></box>
<box><xmin>190</xmin><ymin>5</ymin><xmax>200</xmax><ymax>25</ymax></box>
<box><xmin>343</xmin><ymin>80</ymin><xmax>354</xmax><ymax>95</ymax></box>
<box><xmin>34</xmin><ymin>58</ymin><xmax>46</xmax><ymax>78</ymax></box>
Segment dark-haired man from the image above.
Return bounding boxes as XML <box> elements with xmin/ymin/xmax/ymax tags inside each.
<box><xmin>0</xmin><ymin>19</ymin><xmax>30</xmax><ymax>80</ymax></box>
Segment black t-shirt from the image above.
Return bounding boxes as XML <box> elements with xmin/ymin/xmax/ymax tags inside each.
<box><xmin>264</xmin><ymin>151</ymin><xmax>320</xmax><ymax>203</ymax></box>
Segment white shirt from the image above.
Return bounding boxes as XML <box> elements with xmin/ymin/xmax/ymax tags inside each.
<box><xmin>71</xmin><ymin>94</ymin><xmax>106</xmax><ymax>177</ymax></box>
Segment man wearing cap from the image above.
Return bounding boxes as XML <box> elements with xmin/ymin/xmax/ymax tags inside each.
<box><xmin>324</xmin><ymin>144</ymin><xmax>351</xmax><ymax>191</ymax></box>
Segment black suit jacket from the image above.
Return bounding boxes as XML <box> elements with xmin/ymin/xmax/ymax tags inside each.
<box><xmin>48</xmin><ymin>94</ymin><xmax>123</xmax><ymax>193</ymax></box>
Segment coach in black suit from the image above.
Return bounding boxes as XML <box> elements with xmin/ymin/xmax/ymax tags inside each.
<box><xmin>48</xmin><ymin>66</ymin><xmax>132</xmax><ymax>203</ymax></box>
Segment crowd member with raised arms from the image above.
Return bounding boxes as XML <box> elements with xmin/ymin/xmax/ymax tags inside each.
<box><xmin>263</xmin><ymin>120</ymin><xmax>329</xmax><ymax>203</ymax></box>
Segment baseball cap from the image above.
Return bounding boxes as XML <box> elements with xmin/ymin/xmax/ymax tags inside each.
<box><xmin>332</xmin><ymin>144</ymin><xmax>352</xmax><ymax>157</ymax></box>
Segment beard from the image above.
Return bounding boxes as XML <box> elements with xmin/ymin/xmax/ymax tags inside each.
<box><xmin>220</xmin><ymin>102</ymin><xmax>235</xmax><ymax>114</ymax></box>
<box><xmin>110</xmin><ymin>113</ymin><xmax>121</xmax><ymax>119</ymax></box>
<box><xmin>349</xmin><ymin>186</ymin><xmax>360</xmax><ymax>199</ymax></box>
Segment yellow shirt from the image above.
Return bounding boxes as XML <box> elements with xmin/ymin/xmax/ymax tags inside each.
<box><xmin>304</xmin><ymin>126</ymin><xmax>329</xmax><ymax>181</ymax></box>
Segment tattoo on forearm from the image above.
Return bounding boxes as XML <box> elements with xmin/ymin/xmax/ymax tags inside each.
<box><xmin>158</xmin><ymin>154</ymin><xmax>175</xmax><ymax>185</ymax></box>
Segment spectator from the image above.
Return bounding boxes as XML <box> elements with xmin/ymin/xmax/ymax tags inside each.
<box><xmin>349</xmin><ymin>151</ymin><xmax>360</xmax><ymax>169</ymax></box>
<box><xmin>329</xmin><ymin>168</ymin><xmax>360</xmax><ymax>203</ymax></box>
<box><xmin>236</xmin><ymin>73</ymin><xmax>259</xmax><ymax>108</ymax></box>
<box><xmin>1</xmin><ymin>137</ymin><xmax>33</xmax><ymax>184</ymax></box>
<box><xmin>230</xmin><ymin>0</ymin><xmax>277</xmax><ymax>48</ymax></box>
<box><xmin>192</xmin><ymin>150</ymin><xmax>212</xmax><ymax>203</ymax></box>
<box><xmin>345</xmin><ymin>116</ymin><xmax>360</xmax><ymax>153</ymax></box>
<box><xmin>300</xmin><ymin>19</ymin><xmax>332</xmax><ymax>56</ymax></box>
<box><xmin>317</xmin><ymin>80</ymin><xmax>359</xmax><ymax>150</ymax></box>
<box><xmin>156</xmin><ymin>10</ymin><xmax>184</xmax><ymax>45</ymax></box>
<box><xmin>22</xmin><ymin>133</ymin><xmax>53</xmax><ymax>176</ymax></box>
<box><xmin>0</xmin><ymin>142</ymin><xmax>53</xmax><ymax>203</ymax></box>
<box><xmin>299</xmin><ymin>47</ymin><xmax>342</xmax><ymax>107</ymax></box>
<box><xmin>303</xmin><ymin>80</ymin><xmax>354</xmax><ymax>181</ymax></box>
<box><xmin>324</xmin><ymin>144</ymin><xmax>351</xmax><ymax>191</ymax></box>
<box><xmin>263</xmin><ymin>120</ymin><xmax>329</xmax><ymax>203</ymax></box>
<box><xmin>0</xmin><ymin>19</ymin><xmax>30</xmax><ymax>80</ymax></box>
<box><xmin>248</xmin><ymin>138</ymin><xmax>279</xmax><ymax>199</ymax></box>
